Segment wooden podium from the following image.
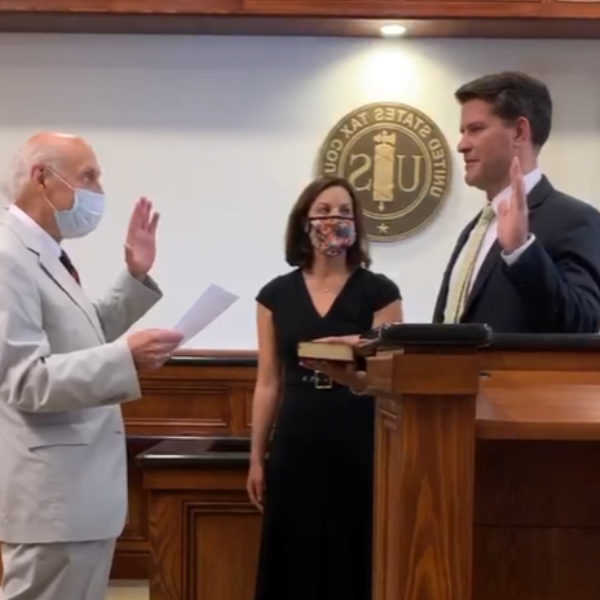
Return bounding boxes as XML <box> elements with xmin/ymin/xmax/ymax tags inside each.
<box><xmin>368</xmin><ymin>325</ymin><xmax>600</xmax><ymax>600</ymax></box>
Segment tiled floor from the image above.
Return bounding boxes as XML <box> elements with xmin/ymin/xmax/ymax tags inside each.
<box><xmin>105</xmin><ymin>580</ymin><xmax>148</xmax><ymax>600</ymax></box>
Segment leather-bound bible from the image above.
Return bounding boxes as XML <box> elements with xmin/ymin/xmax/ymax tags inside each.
<box><xmin>297</xmin><ymin>340</ymin><xmax>355</xmax><ymax>362</ymax></box>
<box><xmin>297</xmin><ymin>323</ymin><xmax>493</xmax><ymax>363</ymax></box>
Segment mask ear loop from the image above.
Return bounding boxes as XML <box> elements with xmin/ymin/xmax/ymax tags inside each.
<box><xmin>37</xmin><ymin>168</ymin><xmax>57</xmax><ymax>212</ymax></box>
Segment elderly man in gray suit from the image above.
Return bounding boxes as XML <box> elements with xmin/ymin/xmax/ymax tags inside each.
<box><xmin>0</xmin><ymin>132</ymin><xmax>183</xmax><ymax>600</ymax></box>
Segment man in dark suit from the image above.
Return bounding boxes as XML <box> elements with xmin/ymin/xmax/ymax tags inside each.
<box><xmin>434</xmin><ymin>71</ymin><xmax>600</xmax><ymax>333</ymax></box>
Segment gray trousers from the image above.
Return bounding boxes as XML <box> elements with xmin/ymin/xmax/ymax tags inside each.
<box><xmin>1</xmin><ymin>538</ymin><xmax>117</xmax><ymax>600</ymax></box>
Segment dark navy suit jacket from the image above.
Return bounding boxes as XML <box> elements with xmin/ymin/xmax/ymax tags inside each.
<box><xmin>433</xmin><ymin>176</ymin><xmax>600</xmax><ymax>333</ymax></box>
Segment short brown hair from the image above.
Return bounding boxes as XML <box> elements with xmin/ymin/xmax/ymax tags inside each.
<box><xmin>455</xmin><ymin>71</ymin><xmax>552</xmax><ymax>149</ymax></box>
<box><xmin>284</xmin><ymin>176</ymin><xmax>371</xmax><ymax>269</ymax></box>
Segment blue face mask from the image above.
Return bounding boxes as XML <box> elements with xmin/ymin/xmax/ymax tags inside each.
<box><xmin>45</xmin><ymin>171</ymin><xmax>105</xmax><ymax>239</ymax></box>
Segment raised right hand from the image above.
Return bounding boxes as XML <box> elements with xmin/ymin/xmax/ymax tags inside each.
<box><xmin>247</xmin><ymin>461</ymin><xmax>266</xmax><ymax>513</ymax></box>
<box><xmin>126</xmin><ymin>329</ymin><xmax>184</xmax><ymax>370</ymax></box>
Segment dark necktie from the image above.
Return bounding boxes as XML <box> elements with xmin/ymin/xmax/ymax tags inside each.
<box><xmin>59</xmin><ymin>251</ymin><xmax>81</xmax><ymax>285</ymax></box>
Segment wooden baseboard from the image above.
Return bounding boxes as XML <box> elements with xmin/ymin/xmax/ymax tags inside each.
<box><xmin>110</xmin><ymin>548</ymin><xmax>149</xmax><ymax>580</ymax></box>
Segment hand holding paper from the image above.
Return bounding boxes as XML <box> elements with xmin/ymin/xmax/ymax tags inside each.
<box><xmin>173</xmin><ymin>283</ymin><xmax>239</xmax><ymax>345</ymax></box>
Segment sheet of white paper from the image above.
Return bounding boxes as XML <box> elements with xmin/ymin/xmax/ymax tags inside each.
<box><xmin>172</xmin><ymin>284</ymin><xmax>239</xmax><ymax>345</ymax></box>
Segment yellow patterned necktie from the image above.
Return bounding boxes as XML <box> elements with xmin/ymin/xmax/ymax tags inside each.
<box><xmin>444</xmin><ymin>204</ymin><xmax>496</xmax><ymax>324</ymax></box>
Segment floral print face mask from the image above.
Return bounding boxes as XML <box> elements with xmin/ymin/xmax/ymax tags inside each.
<box><xmin>307</xmin><ymin>216</ymin><xmax>357</xmax><ymax>257</ymax></box>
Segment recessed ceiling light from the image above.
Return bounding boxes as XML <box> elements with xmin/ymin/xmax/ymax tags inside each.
<box><xmin>380</xmin><ymin>24</ymin><xmax>406</xmax><ymax>37</ymax></box>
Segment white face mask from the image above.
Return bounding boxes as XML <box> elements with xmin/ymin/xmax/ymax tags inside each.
<box><xmin>45</xmin><ymin>170</ymin><xmax>105</xmax><ymax>239</ymax></box>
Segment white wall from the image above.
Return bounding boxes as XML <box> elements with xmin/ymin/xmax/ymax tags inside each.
<box><xmin>1</xmin><ymin>34</ymin><xmax>599</xmax><ymax>348</ymax></box>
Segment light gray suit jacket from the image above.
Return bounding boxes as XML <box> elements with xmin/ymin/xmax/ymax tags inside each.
<box><xmin>0</xmin><ymin>209</ymin><xmax>162</xmax><ymax>544</ymax></box>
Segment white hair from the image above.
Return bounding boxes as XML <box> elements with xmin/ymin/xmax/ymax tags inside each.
<box><xmin>0</xmin><ymin>137</ymin><xmax>68</xmax><ymax>204</ymax></box>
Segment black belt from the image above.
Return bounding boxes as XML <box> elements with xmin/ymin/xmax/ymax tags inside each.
<box><xmin>285</xmin><ymin>370</ymin><xmax>342</xmax><ymax>390</ymax></box>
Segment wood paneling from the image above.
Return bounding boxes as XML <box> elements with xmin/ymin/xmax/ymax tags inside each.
<box><xmin>137</xmin><ymin>438</ymin><xmax>261</xmax><ymax>600</ymax></box>
<box><xmin>111</xmin><ymin>435</ymin><xmax>162</xmax><ymax>579</ymax></box>
<box><xmin>109</xmin><ymin>339</ymin><xmax>600</xmax><ymax>600</ymax></box>
<box><xmin>0</xmin><ymin>0</ymin><xmax>243</xmax><ymax>12</ymax></box>
<box><xmin>474</xmin><ymin>440</ymin><xmax>600</xmax><ymax>527</ymax></box>
<box><xmin>113</xmin><ymin>353</ymin><xmax>257</xmax><ymax>579</ymax></box>
<box><xmin>477</xmin><ymin>377</ymin><xmax>600</xmax><ymax>440</ymax></box>
<box><xmin>244</xmin><ymin>0</ymin><xmax>541</xmax><ymax>16</ymax></box>
<box><xmin>373</xmin><ymin>350</ymin><xmax>480</xmax><ymax>600</ymax></box>
<box><xmin>473</xmin><ymin>440</ymin><xmax>600</xmax><ymax>599</ymax></box>
<box><xmin>135</xmin><ymin>342</ymin><xmax>600</xmax><ymax>600</ymax></box>
<box><xmin>371</xmin><ymin>337</ymin><xmax>600</xmax><ymax>600</ymax></box>
<box><xmin>0</xmin><ymin>0</ymin><xmax>598</xmax><ymax>37</ymax></box>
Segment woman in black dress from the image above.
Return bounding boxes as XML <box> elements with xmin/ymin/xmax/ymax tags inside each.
<box><xmin>247</xmin><ymin>176</ymin><xmax>403</xmax><ymax>600</ymax></box>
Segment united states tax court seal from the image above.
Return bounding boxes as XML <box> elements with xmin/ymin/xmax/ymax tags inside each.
<box><xmin>316</xmin><ymin>102</ymin><xmax>453</xmax><ymax>242</ymax></box>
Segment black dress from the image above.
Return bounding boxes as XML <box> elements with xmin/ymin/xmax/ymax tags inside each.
<box><xmin>253</xmin><ymin>267</ymin><xmax>401</xmax><ymax>600</ymax></box>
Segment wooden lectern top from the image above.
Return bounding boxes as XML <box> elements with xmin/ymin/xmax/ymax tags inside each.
<box><xmin>478</xmin><ymin>376</ymin><xmax>600</xmax><ymax>440</ymax></box>
<box><xmin>478</xmin><ymin>333</ymin><xmax>600</xmax><ymax>441</ymax></box>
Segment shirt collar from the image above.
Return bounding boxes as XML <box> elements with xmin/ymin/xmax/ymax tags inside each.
<box><xmin>8</xmin><ymin>204</ymin><xmax>62</xmax><ymax>258</ymax></box>
<box><xmin>490</xmin><ymin>167</ymin><xmax>542</xmax><ymax>214</ymax></box>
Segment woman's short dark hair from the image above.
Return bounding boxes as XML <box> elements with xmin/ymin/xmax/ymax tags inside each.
<box><xmin>284</xmin><ymin>176</ymin><xmax>371</xmax><ymax>269</ymax></box>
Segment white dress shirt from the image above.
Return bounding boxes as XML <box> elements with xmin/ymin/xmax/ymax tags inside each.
<box><xmin>449</xmin><ymin>167</ymin><xmax>542</xmax><ymax>296</ymax></box>
<box><xmin>8</xmin><ymin>204</ymin><xmax>62</xmax><ymax>259</ymax></box>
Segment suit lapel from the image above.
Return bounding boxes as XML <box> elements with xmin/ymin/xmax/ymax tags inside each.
<box><xmin>461</xmin><ymin>176</ymin><xmax>553</xmax><ymax>319</ymax></box>
<box><xmin>434</xmin><ymin>218</ymin><xmax>477</xmax><ymax>322</ymax></box>
<box><xmin>462</xmin><ymin>239</ymin><xmax>501</xmax><ymax>318</ymax></box>
<box><xmin>1</xmin><ymin>210</ymin><xmax>105</xmax><ymax>342</ymax></box>
<box><xmin>39</xmin><ymin>253</ymin><xmax>105</xmax><ymax>342</ymax></box>
<box><xmin>450</xmin><ymin>220</ymin><xmax>476</xmax><ymax>273</ymax></box>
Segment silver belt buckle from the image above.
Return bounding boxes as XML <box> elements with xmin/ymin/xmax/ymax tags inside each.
<box><xmin>314</xmin><ymin>370</ymin><xmax>333</xmax><ymax>390</ymax></box>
